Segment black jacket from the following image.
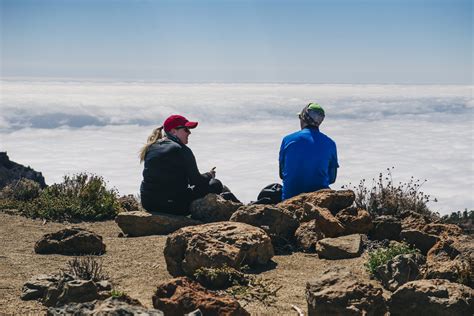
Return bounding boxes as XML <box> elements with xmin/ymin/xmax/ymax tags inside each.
<box><xmin>140</xmin><ymin>136</ymin><xmax>212</xmax><ymax>208</ymax></box>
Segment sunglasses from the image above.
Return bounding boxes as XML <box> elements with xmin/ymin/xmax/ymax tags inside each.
<box><xmin>176</xmin><ymin>126</ymin><xmax>191</xmax><ymax>133</ymax></box>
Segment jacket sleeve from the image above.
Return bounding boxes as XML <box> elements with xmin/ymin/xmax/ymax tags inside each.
<box><xmin>279</xmin><ymin>139</ymin><xmax>285</xmax><ymax>180</ymax></box>
<box><xmin>328</xmin><ymin>143</ymin><xmax>339</xmax><ymax>184</ymax></box>
<box><xmin>181</xmin><ymin>146</ymin><xmax>212</xmax><ymax>187</ymax></box>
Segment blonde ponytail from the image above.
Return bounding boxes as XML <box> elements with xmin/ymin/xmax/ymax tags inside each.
<box><xmin>139</xmin><ymin>126</ymin><xmax>164</xmax><ymax>163</ymax></box>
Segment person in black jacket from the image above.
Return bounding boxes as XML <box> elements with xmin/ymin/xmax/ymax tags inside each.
<box><xmin>139</xmin><ymin>114</ymin><xmax>226</xmax><ymax>215</ymax></box>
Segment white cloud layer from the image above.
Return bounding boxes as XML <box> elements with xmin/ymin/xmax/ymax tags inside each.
<box><xmin>1</xmin><ymin>81</ymin><xmax>473</xmax><ymax>215</ymax></box>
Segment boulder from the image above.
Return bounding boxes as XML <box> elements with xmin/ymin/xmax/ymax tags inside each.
<box><xmin>34</xmin><ymin>228</ymin><xmax>105</xmax><ymax>255</ymax></box>
<box><xmin>388</xmin><ymin>279</ymin><xmax>474</xmax><ymax>316</ymax></box>
<box><xmin>336</xmin><ymin>207</ymin><xmax>373</xmax><ymax>234</ymax></box>
<box><xmin>400</xmin><ymin>210</ymin><xmax>431</xmax><ymax>230</ymax></box>
<box><xmin>423</xmin><ymin>223</ymin><xmax>464</xmax><ymax>239</ymax></box>
<box><xmin>164</xmin><ymin>221</ymin><xmax>274</xmax><ymax>277</ymax></box>
<box><xmin>295</xmin><ymin>220</ymin><xmax>325</xmax><ymax>252</ymax></box>
<box><xmin>316</xmin><ymin>234</ymin><xmax>363</xmax><ymax>260</ymax></box>
<box><xmin>300</xmin><ymin>203</ymin><xmax>345</xmax><ymax>237</ymax></box>
<box><xmin>115</xmin><ymin>211</ymin><xmax>201</xmax><ymax>237</ymax></box>
<box><xmin>425</xmin><ymin>240</ymin><xmax>472</xmax><ymax>286</ymax></box>
<box><xmin>117</xmin><ymin>194</ymin><xmax>143</xmax><ymax>212</ymax></box>
<box><xmin>0</xmin><ymin>151</ymin><xmax>46</xmax><ymax>189</ymax></box>
<box><xmin>375</xmin><ymin>253</ymin><xmax>426</xmax><ymax>291</ymax></box>
<box><xmin>21</xmin><ymin>274</ymin><xmax>61</xmax><ymax>301</ymax></box>
<box><xmin>47</xmin><ymin>297</ymin><xmax>164</xmax><ymax>315</ymax></box>
<box><xmin>152</xmin><ymin>277</ymin><xmax>249</xmax><ymax>316</ymax></box>
<box><xmin>55</xmin><ymin>280</ymin><xmax>99</xmax><ymax>306</ymax></box>
<box><xmin>370</xmin><ymin>216</ymin><xmax>401</xmax><ymax>241</ymax></box>
<box><xmin>400</xmin><ymin>229</ymin><xmax>439</xmax><ymax>254</ymax></box>
<box><xmin>190</xmin><ymin>193</ymin><xmax>243</xmax><ymax>222</ymax></box>
<box><xmin>278</xmin><ymin>189</ymin><xmax>355</xmax><ymax>215</ymax></box>
<box><xmin>306</xmin><ymin>269</ymin><xmax>387</xmax><ymax>315</ymax></box>
<box><xmin>230</xmin><ymin>204</ymin><xmax>298</xmax><ymax>245</ymax></box>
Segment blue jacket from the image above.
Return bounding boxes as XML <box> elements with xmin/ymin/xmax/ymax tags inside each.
<box><xmin>279</xmin><ymin>127</ymin><xmax>339</xmax><ymax>200</ymax></box>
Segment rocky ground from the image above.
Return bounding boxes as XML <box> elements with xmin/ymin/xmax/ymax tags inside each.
<box><xmin>0</xmin><ymin>212</ymin><xmax>379</xmax><ymax>315</ymax></box>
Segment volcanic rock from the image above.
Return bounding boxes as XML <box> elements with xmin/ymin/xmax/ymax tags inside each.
<box><xmin>316</xmin><ymin>234</ymin><xmax>363</xmax><ymax>260</ymax></box>
<box><xmin>400</xmin><ymin>229</ymin><xmax>439</xmax><ymax>254</ymax></box>
<box><xmin>336</xmin><ymin>207</ymin><xmax>373</xmax><ymax>234</ymax></box>
<box><xmin>370</xmin><ymin>216</ymin><xmax>401</xmax><ymax>241</ymax></box>
<box><xmin>190</xmin><ymin>193</ymin><xmax>243</xmax><ymax>222</ymax></box>
<box><xmin>115</xmin><ymin>211</ymin><xmax>201</xmax><ymax>237</ymax></box>
<box><xmin>388</xmin><ymin>279</ymin><xmax>474</xmax><ymax>316</ymax></box>
<box><xmin>295</xmin><ymin>219</ymin><xmax>325</xmax><ymax>252</ymax></box>
<box><xmin>34</xmin><ymin>227</ymin><xmax>105</xmax><ymax>255</ymax></box>
<box><xmin>306</xmin><ymin>269</ymin><xmax>387</xmax><ymax>315</ymax></box>
<box><xmin>277</xmin><ymin>189</ymin><xmax>355</xmax><ymax>215</ymax></box>
<box><xmin>152</xmin><ymin>277</ymin><xmax>249</xmax><ymax>316</ymax></box>
<box><xmin>163</xmin><ymin>221</ymin><xmax>274</xmax><ymax>277</ymax></box>
<box><xmin>375</xmin><ymin>253</ymin><xmax>426</xmax><ymax>291</ymax></box>
<box><xmin>230</xmin><ymin>204</ymin><xmax>298</xmax><ymax>245</ymax></box>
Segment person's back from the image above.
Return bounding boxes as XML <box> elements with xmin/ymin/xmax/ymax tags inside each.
<box><xmin>279</xmin><ymin>103</ymin><xmax>339</xmax><ymax>200</ymax></box>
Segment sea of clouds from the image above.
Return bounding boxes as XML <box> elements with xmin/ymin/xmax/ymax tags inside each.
<box><xmin>1</xmin><ymin>80</ymin><xmax>472</xmax><ymax>215</ymax></box>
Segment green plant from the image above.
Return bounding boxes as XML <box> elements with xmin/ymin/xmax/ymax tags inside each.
<box><xmin>193</xmin><ymin>265</ymin><xmax>248</xmax><ymax>289</ymax></box>
<box><xmin>365</xmin><ymin>242</ymin><xmax>417</xmax><ymax>275</ymax></box>
<box><xmin>343</xmin><ymin>167</ymin><xmax>436</xmax><ymax>217</ymax></box>
<box><xmin>0</xmin><ymin>173</ymin><xmax>121</xmax><ymax>221</ymax></box>
<box><xmin>110</xmin><ymin>289</ymin><xmax>126</xmax><ymax>298</ymax></box>
<box><xmin>225</xmin><ymin>276</ymin><xmax>282</xmax><ymax>307</ymax></box>
<box><xmin>0</xmin><ymin>178</ymin><xmax>41</xmax><ymax>201</ymax></box>
<box><xmin>63</xmin><ymin>256</ymin><xmax>108</xmax><ymax>282</ymax></box>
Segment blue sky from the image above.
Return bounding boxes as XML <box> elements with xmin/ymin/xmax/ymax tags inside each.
<box><xmin>1</xmin><ymin>0</ymin><xmax>472</xmax><ymax>83</ymax></box>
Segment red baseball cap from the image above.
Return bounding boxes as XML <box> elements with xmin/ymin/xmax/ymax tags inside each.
<box><xmin>163</xmin><ymin>115</ymin><xmax>198</xmax><ymax>132</ymax></box>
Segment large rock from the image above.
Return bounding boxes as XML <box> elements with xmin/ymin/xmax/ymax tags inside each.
<box><xmin>388</xmin><ymin>279</ymin><xmax>474</xmax><ymax>316</ymax></box>
<box><xmin>336</xmin><ymin>207</ymin><xmax>373</xmax><ymax>234</ymax></box>
<box><xmin>425</xmin><ymin>240</ymin><xmax>472</xmax><ymax>286</ymax></box>
<box><xmin>47</xmin><ymin>297</ymin><xmax>164</xmax><ymax>315</ymax></box>
<box><xmin>300</xmin><ymin>203</ymin><xmax>345</xmax><ymax>237</ymax></box>
<box><xmin>229</xmin><ymin>204</ymin><xmax>298</xmax><ymax>245</ymax></box>
<box><xmin>22</xmin><ymin>273</ymin><xmax>111</xmax><ymax>307</ymax></box>
<box><xmin>278</xmin><ymin>189</ymin><xmax>355</xmax><ymax>215</ymax></box>
<box><xmin>152</xmin><ymin>277</ymin><xmax>249</xmax><ymax>316</ymax></box>
<box><xmin>370</xmin><ymin>216</ymin><xmax>401</xmax><ymax>241</ymax></box>
<box><xmin>316</xmin><ymin>234</ymin><xmax>363</xmax><ymax>260</ymax></box>
<box><xmin>115</xmin><ymin>211</ymin><xmax>201</xmax><ymax>237</ymax></box>
<box><xmin>21</xmin><ymin>274</ymin><xmax>61</xmax><ymax>301</ymax></box>
<box><xmin>399</xmin><ymin>210</ymin><xmax>432</xmax><ymax>230</ymax></box>
<box><xmin>190</xmin><ymin>193</ymin><xmax>243</xmax><ymax>222</ymax></box>
<box><xmin>306</xmin><ymin>269</ymin><xmax>387</xmax><ymax>315</ymax></box>
<box><xmin>34</xmin><ymin>227</ymin><xmax>105</xmax><ymax>255</ymax></box>
<box><xmin>400</xmin><ymin>229</ymin><xmax>439</xmax><ymax>254</ymax></box>
<box><xmin>295</xmin><ymin>220</ymin><xmax>325</xmax><ymax>252</ymax></box>
<box><xmin>0</xmin><ymin>151</ymin><xmax>46</xmax><ymax>189</ymax></box>
<box><xmin>375</xmin><ymin>253</ymin><xmax>426</xmax><ymax>291</ymax></box>
<box><xmin>164</xmin><ymin>221</ymin><xmax>274</xmax><ymax>277</ymax></box>
<box><xmin>423</xmin><ymin>223</ymin><xmax>464</xmax><ymax>239</ymax></box>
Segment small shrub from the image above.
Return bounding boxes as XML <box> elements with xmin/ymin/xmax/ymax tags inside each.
<box><xmin>1</xmin><ymin>173</ymin><xmax>121</xmax><ymax>221</ymax></box>
<box><xmin>0</xmin><ymin>178</ymin><xmax>41</xmax><ymax>201</ymax></box>
<box><xmin>225</xmin><ymin>277</ymin><xmax>282</xmax><ymax>307</ymax></box>
<box><xmin>343</xmin><ymin>167</ymin><xmax>436</xmax><ymax>217</ymax></box>
<box><xmin>64</xmin><ymin>256</ymin><xmax>108</xmax><ymax>282</ymax></box>
<box><xmin>110</xmin><ymin>289</ymin><xmax>126</xmax><ymax>298</ymax></box>
<box><xmin>193</xmin><ymin>265</ymin><xmax>248</xmax><ymax>289</ymax></box>
<box><xmin>365</xmin><ymin>242</ymin><xmax>417</xmax><ymax>276</ymax></box>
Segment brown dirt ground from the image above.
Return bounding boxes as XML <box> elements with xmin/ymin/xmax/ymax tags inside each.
<box><xmin>0</xmin><ymin>213</ymin><xmax>385</xmax><ymax>315</ymax></box>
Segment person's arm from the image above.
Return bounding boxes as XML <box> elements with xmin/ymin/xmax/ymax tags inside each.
<box><xmin>328</xmin><ymin>144</ymin><xmax>339</xmax><ymax>184</ymax></box>
<box><xmin>279</xmin><ymin>139</ymin><xmax>285</xmax><ymax>180</ymax></box>
<box><xmin>181</xmin><ymin>146</ymin><xmax>212</xmax><ymax>187</ymax></box>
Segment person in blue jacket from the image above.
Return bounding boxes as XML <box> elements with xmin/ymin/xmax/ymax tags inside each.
<box><xmin>279</xmin><ymin>102</ymin><xmax>339</xmax><ymax>200</ymax></box>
